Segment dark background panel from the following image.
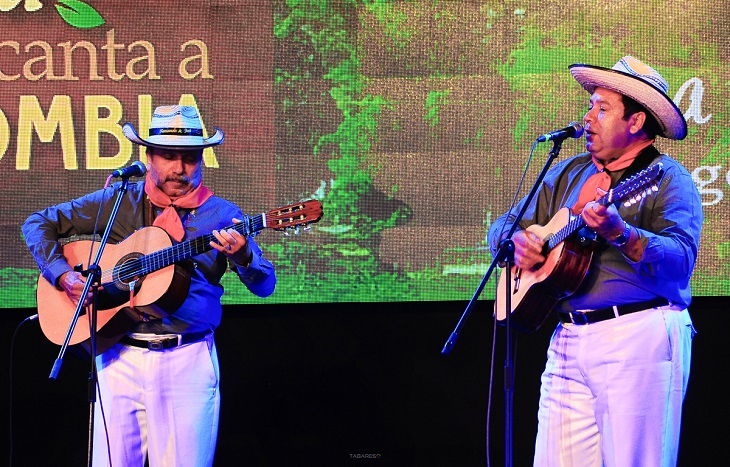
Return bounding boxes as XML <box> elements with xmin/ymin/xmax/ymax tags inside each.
<box><xmin>1</xmin><ymin>297</ymin><xmax>727</xmax><ymax>466</ymax></box>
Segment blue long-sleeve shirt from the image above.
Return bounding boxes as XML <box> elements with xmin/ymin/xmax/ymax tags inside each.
<box><xmin>487</xmin><ymin>150</ymin><xmax>702</xmax><ymax>312</ymax></box>
<box><xmin>22</xmin><ymin>180</ymin><xmax>276</xmax><ymax>334</ymax></box>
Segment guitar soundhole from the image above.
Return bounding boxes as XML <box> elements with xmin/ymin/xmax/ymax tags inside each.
<box><xmin>112</xmin><ymin>253</ymin><xmax>146</xmax><ymax>292</ymax></box>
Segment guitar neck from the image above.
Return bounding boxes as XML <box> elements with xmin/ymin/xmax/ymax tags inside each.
<box><xmin>111</xmin><ymin>199</ymin><xmax>322</xmax><ymax>284</ymax></box>
<box><xmin>546</xmin><ymin>192</ymin><xmax>614</xmax><ymax>251</ymax></box>
<box><xmin>131</xmin><ymin>213</ymin><xmax>265</xmax><ymax>278</ymax></box>
<box><xmin>546</xmin><ymin>214</ymin><xmax>585</xmax><ymax>251</ymax></box>
<box><xmin>544</xmin><ymin>163</ymin><xmax>662</xmax><ymax>252</ymax></box>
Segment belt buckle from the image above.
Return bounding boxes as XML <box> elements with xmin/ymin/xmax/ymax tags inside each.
<box><xmin>147</xmin><ymin>334</ymin><xmax>184</xmax><ymax>350</ymax></box>
<box><xmin>570</xmin><ymin>312</ymin><xmax>589</xmax><ymax>325</ymax></box>
<box><xmin>148</xmin><ymin>339</ymin><xmax>166</xmax><ymax>351</ymax></box>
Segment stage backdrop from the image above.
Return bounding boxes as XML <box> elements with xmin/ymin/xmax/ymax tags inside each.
<box><xmin>1</xmin><ymin>0</ymin><xmax>727</xmax><ymax>308</ymax></box>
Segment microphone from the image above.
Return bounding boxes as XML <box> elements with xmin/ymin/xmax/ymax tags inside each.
<box><xmin>111</xmin><ymin>161</ymin><xmax>147</xmax><ymax>178</ymax></box>
<box><xmin>537</xmin><ymin>122</ymin><xmax>584</xmax><ymax>142</ymax></box>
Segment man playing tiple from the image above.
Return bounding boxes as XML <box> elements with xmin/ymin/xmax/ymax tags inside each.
<box><xmin>488</xmin><ymin>57</ymin><xmax>703</xmax><ymax>466</ymax></box>
<box><xmin>23</xmin><ymin>105</ymin><xmax>276</xmax><ymax>466</ymax></box>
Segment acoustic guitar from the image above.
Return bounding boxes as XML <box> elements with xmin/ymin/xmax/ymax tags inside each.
<box><xmin>494</xmin><ymin>163</ymin><xmax>663</xmax><ymax>333</ymax></box>
<box><xmin>36</xmin><ymin>200</ymin><xmax>323</xmax><ymax>352</ymax></box>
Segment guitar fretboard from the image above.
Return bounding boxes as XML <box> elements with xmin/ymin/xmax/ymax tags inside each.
<box><xmin>545</xmin><ymin>163</ymin><xmax>662</xmax><ymax>252</ymax></box>
<box><xmin>547</xmin><ymin>213</ymin><xmax>585</xmax><ymax>251</ymax></box>
<box><xmin>112</xmin><ymin>213</ymin><xmax>264</xmax><ymax>282</ymax></box>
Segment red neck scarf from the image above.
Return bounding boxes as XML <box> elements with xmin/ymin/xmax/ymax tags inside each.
<box><xmin>144</xmin><ymin>175</ymin><xmax>214</xmax><ymax>241</ymax></box>
<box><xmin>571</xmin><ymin>139</ymin><xmax>654</xmax><ymax>214</ymax></box>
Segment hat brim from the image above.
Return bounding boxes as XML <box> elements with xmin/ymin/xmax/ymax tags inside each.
<box><xmin>569</xmin><ymin>64</ymin><xmax>687</xmax><ymax>140</ymax></box>
<box><xmin>122</xmin><ymin>123</ymin><xmax>224</xmax><ymax>150</ymax></box>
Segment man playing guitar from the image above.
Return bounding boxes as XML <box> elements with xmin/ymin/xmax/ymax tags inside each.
<box><xmin>488</xmin><ymin>57</ymin><xmax>703</xmax><ymax>467</ymax></box>
<box><xmin>23</xmin><ymin>105</ymin><xmax>277</xmax><ymax>467</ymax></box>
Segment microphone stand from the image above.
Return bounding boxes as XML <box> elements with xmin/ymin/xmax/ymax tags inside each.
<box><xmin>48</xmin><ymin>176</ymin><xmax>132</xmax><ymax>467</ymax></box>
<box><xmin>441</xmin><ymin>138</ymin><xmax>566</xmax><ymax>466</ymax></box>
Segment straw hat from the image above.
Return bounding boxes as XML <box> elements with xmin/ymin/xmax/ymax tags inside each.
<box><xmin>123</xmin><ymin>105</ymin><xmax>224</xmax><ymax>150</ymax></box>
<box><xmin>569</xmin><ymin>56</ymin><xmax>687</xmax><ymax>140</ymax></box>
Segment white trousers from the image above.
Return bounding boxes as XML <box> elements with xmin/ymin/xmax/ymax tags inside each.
<box><xmin>92</xmin><ymin>335</ymin><xmax>220</xmax><ymax>467</ymax></box>
<box><xmin>534</xmin><ymin>307</ymin><xmax>694</xmax><ymax>467</ymax></box>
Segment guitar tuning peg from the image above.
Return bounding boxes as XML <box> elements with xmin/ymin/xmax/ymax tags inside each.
<box><xmin>294</xmin><ymin>226</ymin><xmax>301</xmax><ymax>235</ymax></box>
<box><xmin>303</xmin><ymin>225</ymin><xmax>312</xmax><ymax>232</ymax></box>
<box><xmin>652</xmin><ymin>184</ymin><xmax>659</xmax><ymax>192</ymax></box>
<box><xmin>283</xmin><ymin>230</ymin><xmax>290</xmax><ymax>236</ymax></box>
<box><xmin>624</xmin><ymin>200</ymin><xmax>632</xmax><ymax>207</ymax></box>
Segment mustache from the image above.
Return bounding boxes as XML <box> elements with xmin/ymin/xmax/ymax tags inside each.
<box><xmin>166</xmin><ymin>176</ymin><xmax>190</xmax><ymax>184</ymax></box>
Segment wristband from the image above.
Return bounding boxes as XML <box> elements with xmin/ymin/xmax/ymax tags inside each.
<box><xmin>608</xmin><ymin>221</ymin><xmax>631</xmax><ymax>247</ymax></box>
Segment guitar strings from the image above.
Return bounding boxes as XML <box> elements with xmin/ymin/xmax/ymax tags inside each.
<box><xmin>96</xmin><ymin>215</ymin><xmax>266</xmax><ymax>286</ymax></box>
<box><xmin>85</xmin><ymin>202</ymin><xmax>319</xmax><ymax>287</ymax></box>
<box><xmin>99</xmin><ymin>207</ymin><xmax>315</xmax><ymax>285</ymax></box>
<box><xmin>546</xmin><ymin>169</ymin><xmax>659</xmax><ymax>251</ymax></box>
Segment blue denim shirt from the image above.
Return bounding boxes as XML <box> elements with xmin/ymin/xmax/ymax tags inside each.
<box><xmin>488</xmin><ymin>150</ymin><xmax>702</xmax><ymax>312</ymax></box>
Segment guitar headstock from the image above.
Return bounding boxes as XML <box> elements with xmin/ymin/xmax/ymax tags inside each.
<box><xmin>266</xmin><ymin>200</ymin><xmax>324</xmax><ymax>233</ymax></box>
<box><xmin>606</xmin><ymin>163</ymin><xmax>664</xmax><ymax>206</ymax></box>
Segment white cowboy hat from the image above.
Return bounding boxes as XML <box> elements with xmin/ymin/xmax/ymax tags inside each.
<box><xmin>569</xmin><ymin>56</ymin><xmax>687</xmax><ymax>140</ymax></box>
<box><xmin>122</xmin><ymin>105</ymin><xmax>224</xmax><ymax>150</ymax></box>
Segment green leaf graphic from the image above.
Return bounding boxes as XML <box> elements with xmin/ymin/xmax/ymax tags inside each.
<box><xmin>55</xmin><ymin>0</ymin><xmax>105</xmax><ymax>29</ymax></box>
